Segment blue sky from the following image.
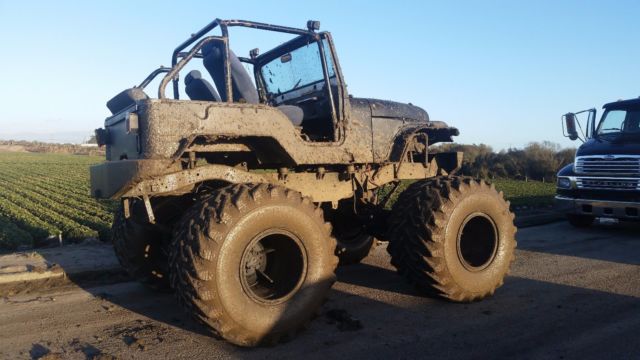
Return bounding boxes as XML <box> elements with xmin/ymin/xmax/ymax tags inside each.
<box><xmin>0</xmin><ymin>0</ymin><xmax>638</xmax><ymax>148</ymax></box>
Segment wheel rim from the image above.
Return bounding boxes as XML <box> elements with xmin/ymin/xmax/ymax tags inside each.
<box><xmin>456</xmin><ymin>213</ymin><xmax>498</xmax><ymax>272</ymax></box>
<box><xmin>240</xmin><ymin>229</ymin><xmax>307</xmax><ymax>305</ymax></box>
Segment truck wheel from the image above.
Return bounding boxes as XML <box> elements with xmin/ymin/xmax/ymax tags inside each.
<box><xmin>169</xmin><ymin>184</ymin><xmax>338</xmax><ymax>346</ymax></box>
<box><xmin>112</xmin><ymin>205</ymin><xmax>170</xmax><ymax>290</ymax></box>
<box><xmin>567</xmin><ymin>214</ymin><xmax>595</xmax><ymax>228</ymax></box>
<box><xmin>387</xmin><ymin>177</ymin><xmax>517</xmax><ymax>302</ymax></box>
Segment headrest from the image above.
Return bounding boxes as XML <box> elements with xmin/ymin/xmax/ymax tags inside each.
<box><xmin>185</xmin><ymin>70</ymin><xmax>202</xmax><ymax>85</ymax></box>
<box><xmin>202</xmin><ymin>42</ymin><xmax>220</xmax><ymax>57</ymax></box>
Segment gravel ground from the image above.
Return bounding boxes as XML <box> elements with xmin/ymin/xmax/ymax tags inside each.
<box><xmin>0</xmin><ymin>220</ymin><xmax>638</xmax><ymax>360</ymax></box>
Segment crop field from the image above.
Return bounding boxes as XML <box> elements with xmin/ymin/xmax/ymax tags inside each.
<box><xmin>0</xmin><ymin>152</ymin><xmax>114</xmax><ymax>250</ymax></box>
<box><xmin>490</xmin><ymin>179</ymin><xmax>556</xmax><ymax>207</ymax></box>
<box><xmin>379</xmin><ymin>178</ymin><xmax>556</xmax><ymax>209</ymax></box>
<box><xmin>0</xmin><ymin>152</ymin><xmax>556</xmax><ymax>250</ymax></box>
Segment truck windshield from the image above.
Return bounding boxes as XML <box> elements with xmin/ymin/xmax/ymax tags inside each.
<box><xmin>596</xmin><ymin>109</ymin><xmax>640</xmax><ymax>136</ymax></box>
<box><xmin>260</xmin><ymin>40</ymin><xmax>335</xmax><ymax>95</ymax></box>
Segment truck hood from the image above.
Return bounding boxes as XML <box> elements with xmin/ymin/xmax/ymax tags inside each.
<box><xmin>365</xmin><ymin>98</ymin><xmax>429</xmax><ymax>122</ymax></box>
<box><xmin>576</xmin><ymin>137</ymin><xmax>640</xmax><ymax>156</ymax></box>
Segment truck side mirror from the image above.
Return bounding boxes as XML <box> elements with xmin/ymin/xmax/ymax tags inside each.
<box><xmin>563</xmin><ymin>113</ymin><xmax>579</xmax><ymax>141</ymax></box>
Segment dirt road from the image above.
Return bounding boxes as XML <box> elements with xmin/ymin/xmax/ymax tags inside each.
<box><xmin>1</xmin><ymin>221</ymin><xmax>639</xmax><ymax>359</ymax></box>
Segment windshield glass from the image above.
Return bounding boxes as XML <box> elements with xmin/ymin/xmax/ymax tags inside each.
<box><xmin>596</xmin><ymin>109</ymin><xmax>640</xmax><ymax>136</ymax></box>
<box><xmin>260</xmin><ymin>39</ymin><xmax>335</xmax><ymax>95</ymax></box>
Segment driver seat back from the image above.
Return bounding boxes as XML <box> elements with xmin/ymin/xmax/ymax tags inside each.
<box><xmin>202</xmin><ymin>42</ymin><xmax>259</xmax><ymax>104</ymax></box>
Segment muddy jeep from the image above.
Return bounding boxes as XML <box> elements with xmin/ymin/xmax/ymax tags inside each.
<box><xmin>91</xmin><ymin>19</ymin><xmax>516</xmax><ymax>346</ymax></box>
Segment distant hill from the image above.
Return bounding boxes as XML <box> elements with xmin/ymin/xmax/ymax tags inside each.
<box><xmin>0</xmin><ymin>131</ymin><xmax>92</xmax><ymax>144</ymax></box>
<box><xmin>0</xmin><ymin>140</ymin><xmax>104</xmax><ymax>156</ymax></box>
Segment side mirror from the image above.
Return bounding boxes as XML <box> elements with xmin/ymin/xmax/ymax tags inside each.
<box><xmin>563</xmin><ymin>113</ymin><xmax>579</xmax><ymax>141</ymax></box>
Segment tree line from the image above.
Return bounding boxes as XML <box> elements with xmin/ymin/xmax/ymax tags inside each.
<box><xmin>434</xmin><ymin>141</ymin><xmax>575</xmax><ymax>182</ymax></box>
<box><xmin>0</xmin><ymin>140</ymin><xmax>104</xmax><ymax>156</ymax></box>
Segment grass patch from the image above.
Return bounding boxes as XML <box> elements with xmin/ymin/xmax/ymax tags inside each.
<box><xmin>492</xmin><ymin>179</ymin><xmax>556</xmax><ymax>207</ymax></box>
<box><xmin>380</xmin><ymin>179</ymin><xmax>555</xmax><ymax>209</ymax></box>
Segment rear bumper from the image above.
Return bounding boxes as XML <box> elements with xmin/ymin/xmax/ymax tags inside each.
<box><xmin>555</xmin><ymin>195</ymin><xmax>640</xmax><ymax>220</ymax></box>
<box><xmin>90</xmin><ymin>159</ymin><xmax>182</xmax><ymax>199</ymax></box>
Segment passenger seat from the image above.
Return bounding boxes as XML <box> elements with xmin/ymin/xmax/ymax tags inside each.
<box><xmin>185</xmin><ymin>70</ymin><xmax>221</xmax><ymax>102</ymax></box>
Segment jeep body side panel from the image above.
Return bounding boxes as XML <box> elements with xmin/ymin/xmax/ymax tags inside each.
<box><xmin>138</xmin><ymin>99</ymin><xmax>374</xmax><ymax>165</ymax></box>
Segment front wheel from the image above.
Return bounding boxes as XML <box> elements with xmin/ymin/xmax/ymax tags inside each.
<box><xmin>387</xmin><ymin>177</ymin><xmax>517</xmax><ymax>302</ymax></box>
<box><xmin>169</xmin><ymin>184</ymin><xmax>338</xmax><ymax>346</ymax></box>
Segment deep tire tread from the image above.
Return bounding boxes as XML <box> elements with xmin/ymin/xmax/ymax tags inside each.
<box><xmin>169</xmin><ymin>183</ymin><xmax>338</xmax><ymax>346</ymax></box>
<box><xmin>387</xmin><ymin>176</ymin><xmax>517</xmax><ymax>302</ymax></box>
<box><xmin>112</xmin><ymin>207</ymin><xmax>169</xmax><ymax>290</ymax></box>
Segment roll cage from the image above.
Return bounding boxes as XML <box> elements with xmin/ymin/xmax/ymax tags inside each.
<box><xmin>131</xmin><ymin>19</ymin><xmax>341</xmax><ymax>102</ymax></box>
<box><xmin>133</xmin><ymin>18</ymin><xmax>347</xmax><ymax>142</ymax></box>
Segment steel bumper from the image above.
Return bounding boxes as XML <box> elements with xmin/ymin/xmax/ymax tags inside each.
<box><xmin>555</xmin><ymin>195</ymin><xmax>640</xmax><ymax>220</ymax></box>
<box><xmin>89</xmin><ymin>159</ymin><xmax>182</xmax><ymax>199</ymax></box>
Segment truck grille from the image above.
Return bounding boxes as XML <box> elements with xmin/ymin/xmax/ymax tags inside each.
<box><xmin>575</xmin><ymin>155</ymin><xmax>640</xmax><ymax>176</ymax></box>
<box><xmin>576</xmin><ymin>177</ymin><xmax>640</xmax><ymax>191</ymax></box>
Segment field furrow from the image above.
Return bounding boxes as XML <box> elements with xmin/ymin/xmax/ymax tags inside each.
<box><xmin>0</xmin><ymin>152</ymin><xmax>107</xmax><ymax>248</ymax></box>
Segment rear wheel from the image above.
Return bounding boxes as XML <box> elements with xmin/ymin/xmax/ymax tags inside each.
<box><xmin>567</xmin><ymin>214</ymin><xmax>595</xmax><ymax>228</ymax></box>
<box><xmin>387</xmin><ymin>177</ymin><xmax>517</xmax><ymax>302</ymax></box>
<box><xmin>112</xmin><ymin>203</ymin><xmax>170</xmax><ymax>290</ymax></box>
<box><xmin>169</xmin><ymin>183</ymin><xmax>338</xmax><ymax>346</ymax></box>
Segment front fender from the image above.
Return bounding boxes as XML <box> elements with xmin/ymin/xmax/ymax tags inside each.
<box><xmin>557</xmin><ymin>163</ymin><xmax>576</xmax><ymax>177</ymax></box>
<box><xmin>387</xmin><ymin>123</ymin><xmax>459</xmax><ymax>162</ymax></box>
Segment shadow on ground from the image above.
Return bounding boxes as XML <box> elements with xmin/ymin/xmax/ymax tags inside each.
<box><xmin>23</xmin><ymin>222</ymin><xmax>640</xmax><ymax>359</ymax></box>
<box><xmin>64</xmin><ymin>263</ymin><xmax>640</xmax><ymax>359</ymax></box>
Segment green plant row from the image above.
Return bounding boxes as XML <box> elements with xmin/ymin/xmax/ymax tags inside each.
<box><xmin>0</xmin><ymin>176</ymin><xmax>112</xmax><ymax>223</ymax></box>
<box><xmin>0</xmin><ymin>184</ymin><xmax>98</xmax><ymax>240</ymax></box>
<box><xmin>0</xmin><ymin>215</ymin><xmax>33</xmax><ymax>250</ymax></box>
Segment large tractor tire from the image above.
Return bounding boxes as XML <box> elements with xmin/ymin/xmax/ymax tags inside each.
<box><xmin>169</xmin><ymin>183</ymin><xmax>338</xmax><ymax>347</ymax></box>
<box><xmin>387</xmin><ymin>177</ymin><xmax>517</xmax><ymax>302</ymax></box>
<box><xmin>112</xmin><ymin>204</ymin><xmax>170</xmax><ymax>290</ymax></box>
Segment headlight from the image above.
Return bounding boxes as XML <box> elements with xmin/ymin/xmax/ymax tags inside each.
<box><xmin>557</xmin><ymin>177</ymin><xmax>572</xmax><ymax>189</ymax></box>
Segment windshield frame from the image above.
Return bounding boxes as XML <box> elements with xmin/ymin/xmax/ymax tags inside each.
<box><xmin>255</xmin><ymin>33</ymin><xmax>332</xmax><ymax>98</ymax></box>
<box><xmin>259</xmin><ymin>40</ymin><xmax>335</xmax><ymax>97</ymax></box>
<box><xmin>253</xmin><ymin>31</ymin><xmax>345</xmax><ymax>142</ymax></box>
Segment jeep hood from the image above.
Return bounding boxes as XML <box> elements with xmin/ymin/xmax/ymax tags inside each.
<box><xmin>366</xmin><ymin>99</ymin><xmax>429</xmax><ymax>122</ymax></box>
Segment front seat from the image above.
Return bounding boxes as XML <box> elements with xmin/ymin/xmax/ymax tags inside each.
<box><xmin>202</xmin><ymin>42</ymin><xmax>259</xmax><ymax>104</ymax></box>
<box><xmin>277</xmin><ymin>105</ymin><xmax>304</xmax><ymax>127</ymax></box>
<box><xmin>201</xmin><ymin>42</ymin><xmax>305</xmax><ymax>127</ymax></box>
<box><xmin>184</xmin><ymin>70</ymin><xmax>221</xmax><ymax>102</ymax></box>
